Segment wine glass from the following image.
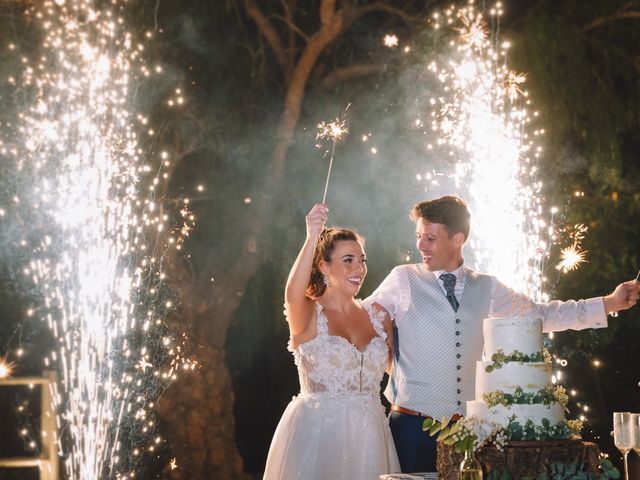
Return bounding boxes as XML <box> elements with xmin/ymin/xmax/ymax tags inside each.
<box><xmin>631</xmin><ymin>413</ymin><xmax>640</xmax><ymax>457</ymax></box>
<box><xmin>614</xmin><ymin>412</ymin><xmax>633</xmax><ymax>480</ymax></box>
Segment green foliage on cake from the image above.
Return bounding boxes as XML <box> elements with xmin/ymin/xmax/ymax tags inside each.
<box><xmin>504</xmin><ymin>417</ymin><xmax>583</xmax><ymax>441</ymax></box>
<box><xmin>485</xmin><ymin>349</ymin><xmax>552</xmax><ymax>373</ymax></box>
<box><xmin>483</xmin><ymin>385</ymin><xmax>569</xmax><ymax>408</ymax></box>
<box><xmin>423</xmin><ymin>415</ymin><xmax>583</xmax><ymax>453</ymax></box>
<box><xmin>423</xmin><ymin>415</ymin><xmax>505</xmax><ymax>453</ymax></box>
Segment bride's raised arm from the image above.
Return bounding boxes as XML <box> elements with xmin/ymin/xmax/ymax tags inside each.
<box><xmin>284</xmin><ymin>203</ymin><xmax>328</xmax><ymax>338</ymax></box>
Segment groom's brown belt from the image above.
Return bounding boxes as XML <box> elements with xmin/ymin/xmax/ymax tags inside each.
<box><xmin>390</xmin><ymin>404</ymin><xmax>462</xmax><ymax>422</ymax></box>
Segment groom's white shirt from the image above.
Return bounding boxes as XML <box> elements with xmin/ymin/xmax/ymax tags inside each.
<box><xmin>371</xmin><ymin>263</ymin><xmax>607</xmax><ymax>332</ymax></box>
<box><xmin>365</xmin><ymin>263</ymin><xmax>607</xmax><ymax>418</ymax></box>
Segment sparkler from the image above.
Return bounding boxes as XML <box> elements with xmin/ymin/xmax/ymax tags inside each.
<box><xmin>316</xmin><ymin>118</ymin><xmax>348</xmax><ymax>204</ymax></box>
<box><xmin>556</xmin><ymin>244</ymin><xmax>588</xmax><ymax>273</ymax></box>
<box><xmin>384</xmin><ymin>34</ymin><xmax>399</xmax><ymax>47</ymax></box>
<box><xmin>634</xmin><ymin>269</ymin><xmax>640</xmax><ymax>282</ymax></box>
<box><xmin>2</xmin><ymin>0</ymin><xmax>196</xmax><ymax>477</ymax></box>
<box><xmin>554</xmin><ymin>223</ymin><xmax>589</xmax><ymax>273</ymax></box>
<box><xmin>0</xmin><ymin>358</ymin><xmax>14</xmax><ymax>379</ymax></box>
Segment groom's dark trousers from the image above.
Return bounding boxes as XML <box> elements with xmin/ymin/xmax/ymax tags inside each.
<box><xmin>389</xmin><ymin>410</ymin><xmax>437</xmax><ymax>473</ymax></box>
<box><xmin>389</xmin><ymin>408</ymin><xmax>462</xmax><ymax>472</ymax></box>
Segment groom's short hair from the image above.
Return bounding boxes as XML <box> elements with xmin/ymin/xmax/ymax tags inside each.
<box><xmin>410</xmin><ymin>195</ymin><xmax>471</xmax><ymax>240</ymax></box>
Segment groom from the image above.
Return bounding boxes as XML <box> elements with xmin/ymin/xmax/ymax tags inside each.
<box><xmin>367</xmin><ymin>195</ymin><xmax>639</xmax><ymax>473</ymax></box>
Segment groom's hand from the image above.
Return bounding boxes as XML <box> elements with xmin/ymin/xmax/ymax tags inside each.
<box><xmin>603</xmin><ymin>280</ymin><xmax>640</xmax><ymax>314</ymax></box>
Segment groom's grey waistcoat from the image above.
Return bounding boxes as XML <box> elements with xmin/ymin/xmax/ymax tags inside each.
<box><xmin>385</xmin><ymin>265</ymin><xmax>492</xmax><ymax>418</ymax></box>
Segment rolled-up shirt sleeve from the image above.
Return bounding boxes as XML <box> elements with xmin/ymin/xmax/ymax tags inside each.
<box><xmin>365</xmin><ymin>265</ymin><xmax>414</xmax><ymax>325</ymax></box>
<box><xmin>489</xmin><ymin>276</ymin><xmax>608</xmax><ymax>332</ymax></box>
<box><xmin>366</xmin><ymin>266</ymin><xmax>401</xmax><ymax>316</ymax></box>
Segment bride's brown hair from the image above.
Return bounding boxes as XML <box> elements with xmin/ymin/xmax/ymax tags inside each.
<box><xmin>306</xmin><ymin>227</ymin><xmax>365</xmax><ymax>298</ymax></box>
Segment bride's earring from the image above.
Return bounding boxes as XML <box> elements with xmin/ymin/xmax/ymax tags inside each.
<box><xmin>323</xmin><ymin>274</ymin><xmax>330</xmax><ymax>287</ymax></box>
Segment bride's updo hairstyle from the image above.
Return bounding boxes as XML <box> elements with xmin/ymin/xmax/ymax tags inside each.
<box><xmin>306</xmin><ymin>227</ymin><xmax>365</xmax><ymax>298</ymax></box>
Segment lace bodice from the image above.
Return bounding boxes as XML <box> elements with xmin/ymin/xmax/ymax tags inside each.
<box><xmin>289</xmin><ymin>302</ymin><xmax>389</xmax><ymax>396</ymax></box>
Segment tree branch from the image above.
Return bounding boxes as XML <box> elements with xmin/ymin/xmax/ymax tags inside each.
<box><xmin>584</xmin><ymin>7</ymin><xmax>640</xmax><ymax>31</ymax></box>
<box><xmin>349</xmin><ymin>1</ymin><xmax>417</xmax><ymax>25</ymax></box>
<box><xmin>273</xmin><ymin>13</ymin><xmax>309</xmax><ymax>43</ymax></box>
<box><xmin>320</xmin><ymin>0</ymin><xmax>338</xmax><ymax>26</ymax></box>
<box><xmin>244</xmin><ymin>0</ymin><xmax>292</xmax><ymax>81</ymax></box>
<box><xmin>280</xmin><ymin>0</ymin><xmax>301</xmax><ymax>68</ymax></box>
<box><xmin>321</xmin><ymin>63</ymin><xmax>387</xmax><ymax>88</ymax></box>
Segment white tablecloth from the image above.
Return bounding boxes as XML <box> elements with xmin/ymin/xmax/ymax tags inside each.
<box><xmin>380</xmin><ymin>473</ymin><xmax>437</xmax><ymax>479</ymax></box>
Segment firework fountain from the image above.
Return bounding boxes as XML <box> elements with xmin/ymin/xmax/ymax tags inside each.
<box><xmin>2</xmin><ymin>0</ymin><xmax>194</xmax><ymax>478</ymax></box>
<box><xmin>424</xmin><ymin>2</ymin><xmax>548</xmax><ymax>300</ymax></box>
<box><xmin>417</xmin><ymin>0</ymin><xmax>595</xmax><ymax>420</ymax></box>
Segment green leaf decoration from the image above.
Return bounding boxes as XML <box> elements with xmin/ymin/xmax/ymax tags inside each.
<box><xmin>448</xmin><ymin>422</ymin><xmax>461</xmax><ymax>435</ymax></box>
<box><xmin>608</xmin><ymin>469</ymin><xmax>621</xmax><ymax>479</ymax></box>
<box><xmin>436</xmin><ymin>425</ymin><xmax>452</xmax><ymax>440</ymax></box>
<box><xmin>600</xmin><ymin>460</ymin><xmax>613</xmax><ymax>470</ymax></box>
<box><xmin>422</xmin><ymin>417</ymin><xmax>434</xmax><ymax>431</ymax></box>
<box><xmin>599</xmin><ymin>458</ymin><xmax>620</xmax><ymax>479</ymax></box>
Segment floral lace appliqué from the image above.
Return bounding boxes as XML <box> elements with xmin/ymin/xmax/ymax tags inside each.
<box><xmin>289</xmin><ymin>301</ymin><xmax>388</xmax><ymax>396</ymax></box>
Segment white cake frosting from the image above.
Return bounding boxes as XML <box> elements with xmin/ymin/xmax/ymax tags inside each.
<box><xmin>467</xmin><ymin>316</ymin><xmax>565</xmax><ymax>428</ymax></box>
<box><xmin>483</xmin><ymin>316</ymin><xmax>543</xmax><ymax>359</ymax></box>
<box><xmin>474</xmin><ymin>361</ymin><xmax>553</xmax><ymax>398</ymax></box>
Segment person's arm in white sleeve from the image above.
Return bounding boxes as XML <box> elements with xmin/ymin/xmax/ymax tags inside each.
<box><xmin>365</xmin><ymin>266</ymin><xmax>403</xmax><ymax>319</ymax></box>
<box><xmin>489</xmin><ymin>276</ymin><xmax>607</xmax><ymax>333</ymax></box>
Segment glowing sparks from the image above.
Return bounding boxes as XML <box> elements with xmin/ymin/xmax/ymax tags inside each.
<box><xmin>0</xmin><ymin>358</ymin><xmax>14</xmax><ymax>379</ymax></box>
<box><xmin>504</xmin><ymin>71</ymin><xmax>527</xmax><ymax>100</ymax></box>
<box><xmin>554</xmin><ymin>223</ymin><xmax>588</xmax><ymax>273</ymax></box>
<box><xmin>170</xmin><ymin>458</ymin><xmax>178</xmax><ymax>470</ymax></box>
<box><xmin>569</xmin><ymin>223</ymin><xmax>588</xmax><ymax>242</ymax></box>
<box><xmin>383</xmin><ymin>34</ymin><xmax>399</xmax><ymax>47</ymax></box>
<box><xmin>137</xmin><ymin>359</ymin><xmax>154</xmax><ymax>373</ymax></box>
<box><xmin>456</xmin><ymin>12</ymin><xmax>487</xmax><ymax>49</ymax></box>
<box><xmin>425</xmin><ymin>1</ymin><xmax>544</xmax><ymax>298</ymax></box>
<box><xmin>3</xmin><ymin>0</ymin><xmax>196</xmax><ymax>478</ymax></box>
<box><xmin>316</xmin><ymin>119</ymin><xmax>348</xmax><ymax>142</ymax></box>
<box><xmin>556</xmin><ymin>244</ymin><xmax>588</xmax><ymax>273</ymax></box>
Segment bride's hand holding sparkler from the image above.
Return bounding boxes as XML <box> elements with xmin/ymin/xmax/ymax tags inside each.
<box><xmin>285</xmin><ymin>203</ymin><xmax>329</xmax><ymax>338</ymax></box>
<box><xmin>603</xmin><ymin>278</ymin><xmax>640</xmax><ymax>315</ymax></box>
<box><xmin>306</xmin><ymin>203</ymin><xmax>329</xmax><ymax>242</ymax></box>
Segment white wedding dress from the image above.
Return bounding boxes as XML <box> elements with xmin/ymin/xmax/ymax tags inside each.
<box><xmin>263</xmin><ymin>302</ymin><xmax>400</xmax><ymax>479</ymax></box>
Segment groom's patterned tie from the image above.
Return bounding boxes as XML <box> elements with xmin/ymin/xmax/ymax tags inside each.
<box><xmin>440</xmin><ymin>273</ymin><xmax>459</xmax><ymax>312</ymax></box>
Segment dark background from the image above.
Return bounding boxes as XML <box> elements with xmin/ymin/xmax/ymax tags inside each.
<box><xmin>1</xmin><ymin>0</ymin><xmax>639</xmax><ymax>478</ymax></box>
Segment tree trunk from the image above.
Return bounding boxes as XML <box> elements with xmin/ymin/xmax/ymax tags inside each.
<box><xmin>157</xmin><ymin>249</ymin><xmax>258</xmax><ymax>479</ymax></box>
<box><xmin>156</xmin><ymin>1</ymin><xmax>403</xmax><ymax>475</ymax></box>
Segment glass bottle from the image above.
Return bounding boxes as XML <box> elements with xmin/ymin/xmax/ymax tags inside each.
<box><xmin>459</xmin><ymin>448</ymin><xmax>483</xmax><ymax>480</ymax></box>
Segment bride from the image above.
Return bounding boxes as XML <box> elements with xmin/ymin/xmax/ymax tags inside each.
<box><xmin>263</xmin><ymin>203</ymin><xmax>400</xmax><ymax>479</ymax></box>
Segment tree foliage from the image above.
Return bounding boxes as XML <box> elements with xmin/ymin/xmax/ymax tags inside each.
<box><xmin>510</xmin><ymin>0</ymin><xmax>640</xmax><ymax>464</ymax></box>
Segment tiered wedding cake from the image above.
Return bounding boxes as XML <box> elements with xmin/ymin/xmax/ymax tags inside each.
<box><xmin>436</xmin><ymin>316</ymin><xmax>601</xmax><ymax>480</ymax></box>
<box><xmin>466</xmin><ymin>316</ymin><xmax>566</xmax><ymax>429</ymax></box>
